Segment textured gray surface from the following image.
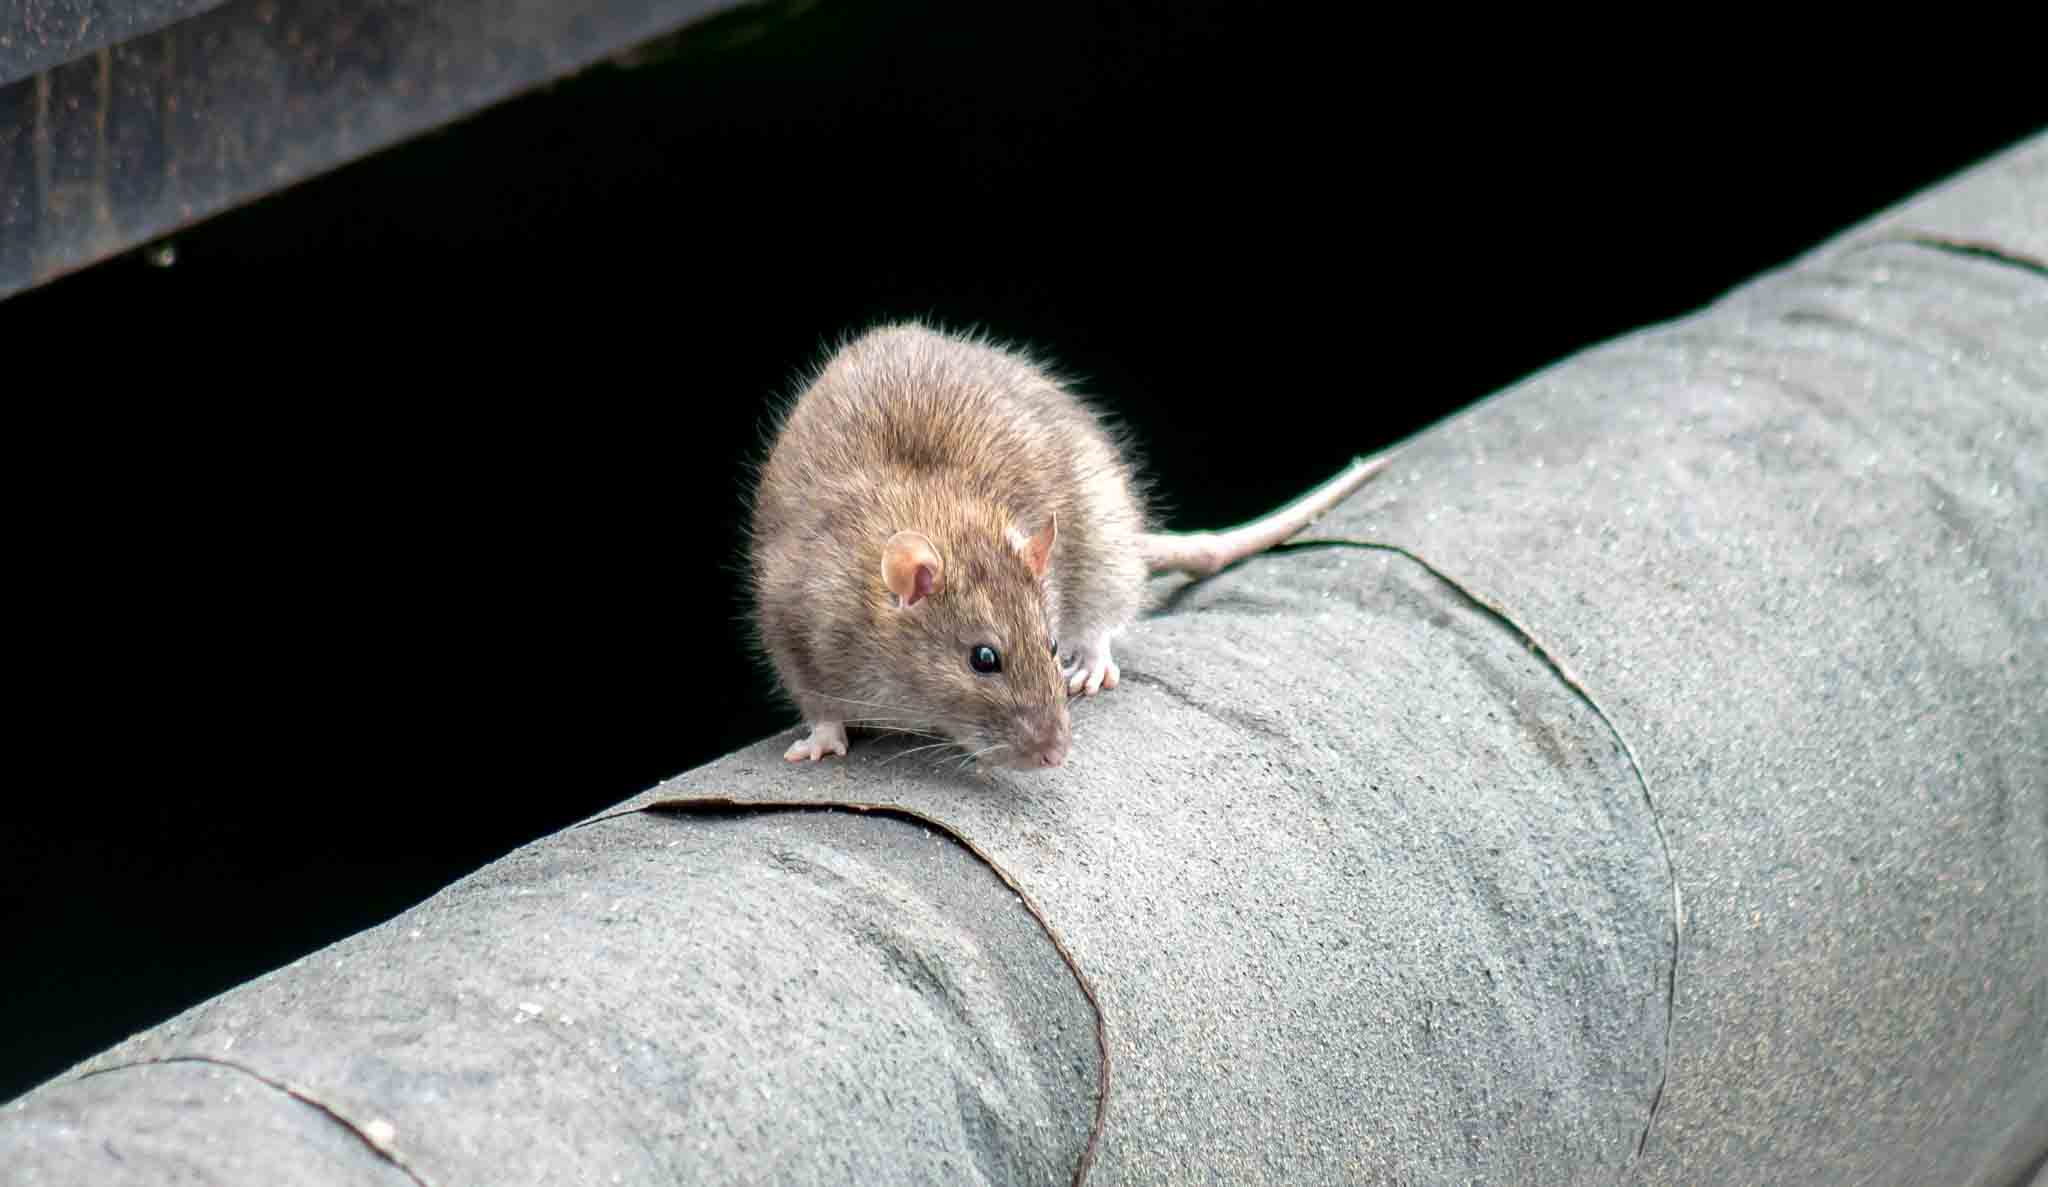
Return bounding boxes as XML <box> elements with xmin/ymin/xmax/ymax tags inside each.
<box><xmin>1332</xmin><ymin>133</ymin><xmax>2048</xmax><ymax>1184</ymax></box>
<box><xmin>0</xmin><ymin>1060</ymin><xmax>417</xmax><ymax>1186</ymax></box>
<box><xmin>3</xmin><ymin>133</ymin><xmax>2043</xmax><ymax>1185</ymax></box>
<box><xmin>1846</xmin><ymin>131</ymin><xmax>2048</xmax><ymax>269</ymax></box>
<box><xmin>0</xmin><ymin>0</ymin><xmax>224</xmax><ymax>88</ymax></box>
<box><xmin>4</xmin><ymin>810</ymin><xmax>1099</xmax><ymax>1184</ymax></box>
<box><xmin>623</xmin><ymin>541</ymin><xmax>1673</xmax><ymax>1183</ymax></box>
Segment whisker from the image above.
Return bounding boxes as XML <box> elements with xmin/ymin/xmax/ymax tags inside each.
<box><xmin>880</xmin><ymin>740</ymin><xmax>961</xmax><ymax>767</ymax></box>
<box><xmin>957</xmin><ymin>743</ymin><xmax>1006</xmax><ymax>771</ymax></box>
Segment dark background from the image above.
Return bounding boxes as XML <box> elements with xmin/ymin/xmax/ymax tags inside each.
<box><xmin>4</xmin><ymin>2</ymin><xmax>2042</xmax><ymax>1100</ymax></box>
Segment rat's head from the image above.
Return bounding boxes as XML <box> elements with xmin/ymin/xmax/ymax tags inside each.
<box><xmin>874</xmin><ymin>515</ymin><xmax>1071</xmax><ymax>769</ymax></box>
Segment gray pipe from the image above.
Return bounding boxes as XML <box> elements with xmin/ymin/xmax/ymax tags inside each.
<box><xmin>5</xmin><ymin>133</ymin><xmax>2043</xmax><ymax>1187</ymax></box>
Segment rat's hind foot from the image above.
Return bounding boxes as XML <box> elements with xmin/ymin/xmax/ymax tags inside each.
<box><xmin>785</xmin><ymin>720</ymin><xmax>849</xmax><ymax>762</ymax></box>
<box><xmin>1063</xmin><ymin>638</ymin><xmax>1120</xmax><ymax>697</ymax></box>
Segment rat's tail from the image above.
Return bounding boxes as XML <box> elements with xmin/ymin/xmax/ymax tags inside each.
<box><xmin>1139</xmin><ymin>453</ymin><xmax>1391</xmax><ymax>578</ymax></box>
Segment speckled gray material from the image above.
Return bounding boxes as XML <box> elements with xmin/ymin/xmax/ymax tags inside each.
<box><xmin>1839</xmin><ymin>134</ymin><xmax>2048</xmax><ymax>269</ymax></box>
<box><xmin>5</xmin><ymin>132</ymin><xmax>2043</xmax><ymax>1185</ymax></box>
<box><xmin>0</xmin><ymin>1060</ymin><xmax>417</xmax><ymax>1186</ymax></box>
<box><xmin>625</xmin><ymin>541</ymin><xmax>1671</xmax><ymax>1184</ymax></box>
<box><xmin>0</xmin><ymin>1</ymin><xmax>224</xmax><ymax>87</ymax></box>
<box><xmin>4</xmin><ymin>811</ymin><xmax>1098</xmax><ymax>1185</ymax></box>
<box><xmin>1329</xmin><ymin>133</ymin><xmax>2047</xmax><ymax>1184</ymax></box>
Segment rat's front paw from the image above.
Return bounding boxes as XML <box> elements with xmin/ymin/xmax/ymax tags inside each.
<box><xmin>785</xmin><ymin>721</ymin><xmax>849</xmax><ymax>762</ymax></box>
<box><xmin>1063</xmin><ymin>640</ymin><xmax>1120</xmax><ymax>697</ymax></box>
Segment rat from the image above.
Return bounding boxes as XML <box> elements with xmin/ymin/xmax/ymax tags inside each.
<box><xmin>745</xmin><ymin>321</ymin><xmax>1389</xmax><ymax>770</ymax></box>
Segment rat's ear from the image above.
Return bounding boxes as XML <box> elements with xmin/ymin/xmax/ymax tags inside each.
<box><xmin>881</xmin><ymin>530</ymin><xmax>943</xmax><ymax>608</ymax></box>
<box><xmin>1013</xmin><ymin>513</ymin><xmax>1056</xmax><ymax>581</ymax></box>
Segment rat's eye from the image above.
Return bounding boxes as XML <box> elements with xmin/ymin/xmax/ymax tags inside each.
<box><xmin>969</xmin><ymin>644</ymin><xmax>1002</xmax><ymax>675</ymax></box>
<box><xmin>1048</xmin><ymin>638</ymin><xmax>1059</xmax><ymax>657</ymax></box>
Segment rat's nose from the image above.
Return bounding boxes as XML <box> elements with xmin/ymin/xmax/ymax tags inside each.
<box><xmin>1020</xmin><ymin>709</ymin><xmax>1071</xmax><ymax>768</ymax></box>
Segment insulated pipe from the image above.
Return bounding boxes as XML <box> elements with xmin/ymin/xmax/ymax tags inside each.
<box><xmin>3</xmin><ymin>133</ymin><xmax>2042</xmax><ymax>1187</ymax></box>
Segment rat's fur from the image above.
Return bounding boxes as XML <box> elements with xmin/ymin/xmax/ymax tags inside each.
<box><xmin>747</xmin><ymin>321</ymin><xmax>1151</xmax><ymax>768</ymax></box>
<box><xmin>747</xmin><ymin>320</ymin><xmax>1388</xmax><ymax>768</ymax></box>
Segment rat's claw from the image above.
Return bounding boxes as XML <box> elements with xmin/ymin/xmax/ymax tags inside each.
<box><xmin>1063</xmin><ymin>642</ymin><xmax>1120</xmax><ymax>697</ymax></box>
<box><xmin>785</xmin><ymin>721</ymin><xmax>849</xmax><ymax>762</ymax></box>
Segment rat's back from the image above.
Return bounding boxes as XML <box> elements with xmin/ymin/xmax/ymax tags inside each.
<box><xmin>754</xmin><ymin>322</ymin><xmax>1144</xmax><ymax>540</ymax></box>
<box><xmin>775</xmin><ymin>323</ymin><xmax>1105</xmax><ymax>481</ymax></box>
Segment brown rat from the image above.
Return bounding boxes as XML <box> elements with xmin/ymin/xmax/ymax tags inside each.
<box><xmin>746</xmin><ymin>321</ymin><xmax>1387</xmax><ymax>770</ymax></box>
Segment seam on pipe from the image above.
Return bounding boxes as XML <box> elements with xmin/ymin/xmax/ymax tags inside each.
<box><xmin>76</xmin><ymin>1054</ymin><xmax>434</xmax><ymax>1186</ymax></box>
<box><xmin>583</xmin><ymin>796</ymin><xmax>1113</xmax><ymax>1187</ymax></box>
<box><xmin>1274</xmin><ymin>535</ymin><xmax>1683</xmax><ymax>1178</ymax></box>
<box><xmin>1854</xmin><ymin>232</ymin><xmax>2048</xmax><ymax>278</ymax></box>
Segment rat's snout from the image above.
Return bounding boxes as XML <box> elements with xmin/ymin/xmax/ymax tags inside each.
<box><xmin>1013</xmin><ymin>705</ymin><xmax>1072</xmax><ymax>769</ymax></box>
